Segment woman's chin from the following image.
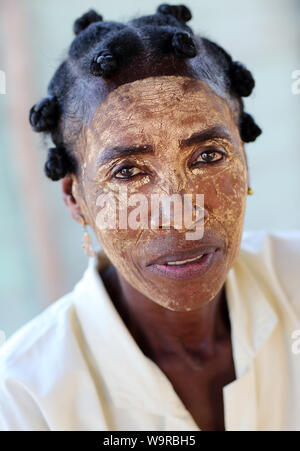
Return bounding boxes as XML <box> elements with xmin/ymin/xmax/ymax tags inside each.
<box><xmin>141</xmin><ymin>253</ymin><xmax>226</xmax><ymax>311</ymax></box>
<box><xmin>145</xmin><ymin>280</ymin><xmax>224</xmax><ymax>312</ymax></box>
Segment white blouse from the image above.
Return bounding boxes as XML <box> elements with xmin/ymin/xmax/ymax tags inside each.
<box><xmin>0</xmin><ymin>230</ymin><xmax>300</xmax><ymax>431</ymax></box>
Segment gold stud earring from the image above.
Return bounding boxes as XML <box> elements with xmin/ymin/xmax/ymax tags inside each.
<box><xmin>247</xmin><ymin>187</ymin><xmax>254</xmax><ymax>195</ymax></box>
<box><xmin>78</xmin><ymin>214</ymin><xmax>96</xmax><ymax>257</ymax></box>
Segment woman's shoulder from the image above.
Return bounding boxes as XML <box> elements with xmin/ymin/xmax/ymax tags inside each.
<box><xmin>0</xmin><ymin>291</ymin><xmax>75</xmax><ymax>371</ymax></box>
<box><xmin>240</xmin><ymin>228</ymin><xmax>300</xmax><ymax>252</ymax></box>
<box><xmin>0</xmin><ymin>254</ymin><xmax>103</xmax><ymax>373</ymax></box>
<box><xmin>239</xmin><ymin>228</ymin><xmax>300</xmax><ymax>317</ymax></box>
<box><xmin>0</xmin><ymin>253</ymin><xmax>113</xmax><ymax>430</ymax></box>
<box><xmin>0</xmin><ymin>292</ymin><xmax>78</xmax><ymax>381</ymax></box>
<box><xmin>0</xmin><ymin>283</ymin><xmax>86</xmax><ymax>430</ymax></box>
<box><xmin>240</xmin><ymin>229</ymin><xmax>300</xmax><ymax>277</ymax></box>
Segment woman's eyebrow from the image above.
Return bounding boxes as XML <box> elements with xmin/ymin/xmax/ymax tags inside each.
<box><xmin>179</xmin><ymin>125</ymin><xmax>233</xmax><ymax>148</ymax></box>
<box><xmin>97</xmin><ymin>125</ymin><xmax>233</xmax><ymax>166</ymax></box>
<box><xmin>97</xmin><ymin>144</ymin><xmax>154</xmax><ymax>165</ymax></box>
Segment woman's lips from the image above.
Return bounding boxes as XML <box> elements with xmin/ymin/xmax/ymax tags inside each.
<box><xmin>146</xmin><ymin>248</ymin><xmax>220</xmax><ymax>280</ymax></box>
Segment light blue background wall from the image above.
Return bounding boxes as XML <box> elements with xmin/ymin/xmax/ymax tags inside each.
<box><xmin>0</xmin><ymin>0</ymin><xmax>299</xmax><ymax>338</ymax></box>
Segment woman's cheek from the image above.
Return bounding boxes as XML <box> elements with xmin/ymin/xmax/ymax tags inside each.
<box><xmin>87</xmin><ymin>157</ymin><xmax>247</xmax><ymax>270</ymax></box>
<box><xmin>92</xmin><ymin>181</ymin><xmax>149</xmax><ymax>239</ymax></box>
<box><xmin>191</xmin><ymin>163</ymin><xmax>247</xmax><ymax>265</ymax></box>
<box><xmin>212</xmin><ymin>167</ymin><xmax>247</xmax><ymax>266</ymax></box>
<box><xmin>216</xmin><ymin>175</ymin><xmax>247</xmax><ymax>225</ymax></box>
<box><xmin>87</xmin><ymin>182</ymin><xmax>148</xmax><ymax>271</ymax></box>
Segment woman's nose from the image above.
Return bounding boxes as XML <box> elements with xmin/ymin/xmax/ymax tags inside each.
<box><xmin>149</xmin><ymin>192</ymin><xmax>209</xmax><ymax>232</ymax></box>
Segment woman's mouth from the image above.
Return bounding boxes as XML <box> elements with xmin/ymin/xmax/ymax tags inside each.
<box><xmin>146</xmin><ymin>248</ymin><xmax>220</xmax><ymax>280</ymax></box>
<box><xmin>165</xmin><ymin>254</ymin><xmax>205</xmax><ymax>265</ymax></box>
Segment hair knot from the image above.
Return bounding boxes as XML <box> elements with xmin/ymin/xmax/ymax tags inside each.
<box><xmin>73</xmin><ymin>9</ymin><xmax>103</xmax><ymax>36</ymax></box>
<box><xmin>230</xmin><ymin>61</ymin><xmax>255</xmax><ymax>97</ymax></box>
<box><xmin>240</xmin><ymin>112</ymin><xmax>262</xmax><ymax>142</ymax></box>
<box><xmin>44</xmin><ymin>146</ymin><xmax>77</xmax><ymax>181</ymax></box>
<box><xmin>172</xmin><ymin>31</ymin><xmax>197</xmax><ymax>57</ymax></box>
<box><xmin>90</xmin><ymin>51</ymin><xmax>117</xmax><ymax>77</ymax></box>
<box><xmin>157</xmin><ymin>4</ymin><xmax>192</xmax><ymax>22</ymax></box>
<box><xmin>29</xmin><ymin>95</ymin><xmax>59</xmax><ymax>132</ymax></box>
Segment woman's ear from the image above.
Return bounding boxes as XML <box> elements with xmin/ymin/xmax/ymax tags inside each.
<box><xmin>61</xmin><ymin>174</ymin><xmax>86</xmax><ymax>224</ymax></box>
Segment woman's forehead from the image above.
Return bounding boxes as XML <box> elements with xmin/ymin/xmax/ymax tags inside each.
<box><xmin>88</xmin><ymin>75</ymin><xmax>233</xmax><ymax>133</ymax></box>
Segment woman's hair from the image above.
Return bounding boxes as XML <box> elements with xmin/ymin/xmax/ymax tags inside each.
<box><xmin>29</xmin><ymin>3</ymin><xmax>262</xmax><ymax>181</ymax></box>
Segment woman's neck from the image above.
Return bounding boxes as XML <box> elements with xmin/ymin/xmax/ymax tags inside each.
<box><xmin>100</xmin><ymin>263</ymin><xmax>231</xmax><ymax>368</ymax></box>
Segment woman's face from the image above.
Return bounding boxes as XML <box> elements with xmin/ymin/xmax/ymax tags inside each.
<box><xmin>73</xmin><ymin>75</ymin><xmax>248</xmax><ymax>311</ymax></box>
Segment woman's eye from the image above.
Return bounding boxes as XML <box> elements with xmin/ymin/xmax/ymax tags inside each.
<box><xmin>113</xmin><ymin>166</ymin><xmax>142</xmax><ymax>180</ymax></box>
<box><xmin>193</xmin><ymin>149</ymin><xmax>225</xmax><ymax>165</ymax></box>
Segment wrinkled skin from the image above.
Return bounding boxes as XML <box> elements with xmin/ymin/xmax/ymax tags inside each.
<box><xmin>67</xmin><ymin>76</ymin><xmax>248</xmax><ymax>311</ymax></box>
<box><xmin>62</xmin><ymin>75</ymin><xmax>249</xmax><ymax>430</ymax></box>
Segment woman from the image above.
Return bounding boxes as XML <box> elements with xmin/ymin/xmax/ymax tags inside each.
<box><xmin>0</xmin><ymin>4</ymin><xmax>299</xmax><ymax>431</ymax></box>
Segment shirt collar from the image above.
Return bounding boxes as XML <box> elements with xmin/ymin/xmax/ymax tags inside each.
<box><xmin>73</xmin><ymin>244</ymin><xmax>279</xmax><ymax>415</ymax></box>
<box><xmin>73</xmin><ymin>252</ymin><xmax>187</xmax><ymax>417</ymax></box>
<box><xmin>225</xmin><ymin>247</ymin><xmax>279</xmax><ymax>378</ymax></box>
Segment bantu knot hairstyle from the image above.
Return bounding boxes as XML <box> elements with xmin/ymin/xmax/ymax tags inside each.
<box><xmin>73</xmin><ymin>9</ymin><xmax>103</xmax><ymax>36</ymax></box>
<box><xmin>230</xmin><ymin>61</ymin><xmax>255</xmax><ymax>97</ymax></box>
<box><xmin>240</xmin><ymin>112</ymin><xmax>262</xmax><ymax>143</ymax></box>
<box><xmin>29</xmin><ymin>3</ymin><xmax>262</xmax><ymax>181</ymax></box>
<box><xmin>44</xmin><ymin>146</ymin><xmax>77</xmax><ymax>181</ymax></box>
<box><xmin>157</xmin><ymin>4</ymin><xmax>192</xmax><ymax>22</ymax></box>
<box><xmin>86</xmin><ymin>4</ymin><xmax>197</xmax><ymax>79</ymax></box>
<box><xmin>29</xmin><ymin>95</ymin><xmax>59</xmax><ymax>132</ymax></box>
